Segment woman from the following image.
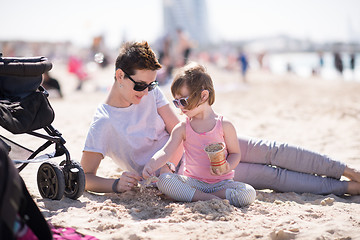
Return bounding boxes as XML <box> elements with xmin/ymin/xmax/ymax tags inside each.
<box><xmin>81</xmin><ymin>41</ymin><xmax>183</xmax><ymax>193</ymax></box>
<box><xmin>81</xmin><ymin>41</ymin><xmax>360</xmax><ymax>195</ymax></box>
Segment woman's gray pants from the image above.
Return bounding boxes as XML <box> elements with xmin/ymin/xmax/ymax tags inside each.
<box><xmin>234</xmin><ymin>136</ymin><xmax>348</xmax><ymax>195</ymax></box>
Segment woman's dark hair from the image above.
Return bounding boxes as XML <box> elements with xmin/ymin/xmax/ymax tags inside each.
<box><xmin>115</xmin><ymin>41</ymin><xmax>162</xmax><ymax>75</ymax></box>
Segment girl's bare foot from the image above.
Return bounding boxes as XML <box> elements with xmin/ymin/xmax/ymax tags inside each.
<box><xmin>343</xmin><ymin>166</ymin><xmax>360</xmax><ymax>183</ymax></box>
<box><xmin>346</xmin><ymin>181</ymin><xmax>360</xmax><ymax>195</ymax></box>
<box><xmin>192</xmin><ymin>190</ymin><xmax>221</xmax><ymax>202</ymax></box>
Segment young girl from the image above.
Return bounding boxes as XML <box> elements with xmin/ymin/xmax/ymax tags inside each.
<box><xmin>142</xmin><ymin>62</ymin><xmax>256</xmax><ymax>207</ymax></box>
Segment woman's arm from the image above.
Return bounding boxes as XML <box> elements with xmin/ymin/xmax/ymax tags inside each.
<box><xmin>81</xmin><ymin>151</ymin><xmax>140</xmax><ymax>193</ymax></box>
<box><xmin>158</xmin><ymin>104</ymin><xmax>180</xmax><ymax>134</ymax></box>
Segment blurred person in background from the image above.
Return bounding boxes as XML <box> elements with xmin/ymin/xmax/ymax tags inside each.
<box><xmin>175</xmin><ymin>28</ymin><xmax>194</xmax><ymax>67</ymax></box>
<box><xmin>42</xmin><ymin>71</ymin><xmax>63</xmax><ymax>98</ymax></box>
<box><xmin>350</xmin><ymin>52</ymin><xmax>356</xmax><ymax>72</ymax></box>
<box><xmin>154</xmin><ymin>33</ymin><xmax>174</xmax><ymax>85</ymax></box>
<box><xmin>334</xmin><ymin>52</ymin><xmax>343</xmax><ymax>76</ymax></box>
<box><xmin>67</xmin><ymin>55</ymin><xmax>88</xmax><ymax>91</ymax></box>
<box><xmin>238</xmin><ymin>50</ymin><xmax>249</xmax><ymax>83</ymax></box>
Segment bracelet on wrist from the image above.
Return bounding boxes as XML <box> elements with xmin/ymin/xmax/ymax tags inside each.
<box><xmin>112</xmin><ymin>178</ymin><xmax>121</xmax><ymax>193</ymax></box>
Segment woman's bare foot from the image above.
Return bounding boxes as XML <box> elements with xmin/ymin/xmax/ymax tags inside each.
<box><xmin>346</xmin><ymin>181</ymin><xmax>360</xmax><ymax>195</ymax></box>
<box><xmin>343</xmin><ymin>166</ymin><xmax>360</xmax><ymax>183</ymax></box>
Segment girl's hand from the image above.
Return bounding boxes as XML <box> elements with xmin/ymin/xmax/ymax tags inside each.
<box><xmin>210</xmin><ymin>161</ymin><xmax>230</xmax><ymax>176</ymax></box>
<box><xmin>142</xmin><ymin>163</ymin><xmax>155</xmax><ymax>179</ymax></box>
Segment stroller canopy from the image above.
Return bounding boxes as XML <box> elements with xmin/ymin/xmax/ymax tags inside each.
<box><xmin>0</xmin><ymin>55</ymin><xmax>52</xmax><ymax>99</ymax></box>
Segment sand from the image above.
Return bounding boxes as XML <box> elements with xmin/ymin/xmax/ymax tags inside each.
<box><xmin>4</xmin><ymin>61</ymin><xmax>360</xmax><ymax>239</ymax></box>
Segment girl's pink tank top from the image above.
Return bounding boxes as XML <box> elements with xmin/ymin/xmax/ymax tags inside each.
<box><xmin>183</xmin><ymin>116</ymin><xmax>234</xmax><ymax>183</ymax></box>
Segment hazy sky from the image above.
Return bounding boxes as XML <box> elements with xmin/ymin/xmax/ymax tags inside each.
<box><xmin>1</xmin><ymin>0</ymin><xmax>359</xmax><ymax>48</ymax></box>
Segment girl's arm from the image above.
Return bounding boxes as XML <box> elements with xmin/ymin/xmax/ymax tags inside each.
<box><xmin>143</xmin><ymin>122</ymin><xmax>185</xmax><ymax>179</ymax></box>
<box><xmin>157</xmin><ymin>104</ymin><xmax>184</xmax><ymax>170</ymax></box>
<box><xmin>212</xmin><ymin>119</ymin><xmax>241</xmax><ymax>175</ymax></box>
<box><xmin>223</xmin><ymin>120</ymin><xmax>241</xmax><ymax>169</ymax></box>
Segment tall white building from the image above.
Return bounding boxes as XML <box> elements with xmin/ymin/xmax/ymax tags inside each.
<box><xmin>162</xmin><ymin>0</ymin><xmax>210</xmax><ymax>46</ymax></box>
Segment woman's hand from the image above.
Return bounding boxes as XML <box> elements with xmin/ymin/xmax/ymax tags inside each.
<box><xmin>115</xmin><ymin>171</ymin><xmax>142</xmax><ymax>192</ymax></box>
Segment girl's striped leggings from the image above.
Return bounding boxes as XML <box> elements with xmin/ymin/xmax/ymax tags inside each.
<box><xmin>156</xmin><ymin>173</ymin><xmax>256</xmax><ymax>207</ymax></box>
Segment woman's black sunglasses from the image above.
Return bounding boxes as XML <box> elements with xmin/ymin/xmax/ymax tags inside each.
<box><xmin>123</xmin><ymin>70</ymin><xmax>158</xmax><ymax>92</ymax></box>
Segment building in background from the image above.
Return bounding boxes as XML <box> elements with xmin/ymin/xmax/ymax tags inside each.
<box><xmin>162</xmin><ymin>0</ymin><xmax>210</xmax><ymax>46</ymax></box>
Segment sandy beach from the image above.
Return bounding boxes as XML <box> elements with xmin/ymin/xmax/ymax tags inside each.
<box><xmin>5</xmin><ymin>62</ymin><xmax>360</xmax><ymax>239</ymax></box>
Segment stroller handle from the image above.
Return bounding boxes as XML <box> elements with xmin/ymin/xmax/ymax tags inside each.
<box><xmin>0</xmin><ymin>55</ymin><xmax>53</xmax><ymax>77</ymax></box>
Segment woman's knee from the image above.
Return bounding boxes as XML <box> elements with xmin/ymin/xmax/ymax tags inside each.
<box><xmin>234</xmin><ymin>163</ymin><xmax>280</xmax><ymax>190</ymax></box>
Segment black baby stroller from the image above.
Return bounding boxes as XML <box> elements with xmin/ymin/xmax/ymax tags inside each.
<box><xmin>0</xmin><ymin>53</ymin><xmax>85</xmax><ymax>200</ymax></box>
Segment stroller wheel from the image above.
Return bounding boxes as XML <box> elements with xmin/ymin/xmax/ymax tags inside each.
<box><xmin>37</xmin><ymin>162</ymin><xmax>65</xmax><ymax>200</ymax></box>
<box><xmin>60</xmin><ymin>160</ymin><xmax>86</xmax><ymax>200</ymax></box>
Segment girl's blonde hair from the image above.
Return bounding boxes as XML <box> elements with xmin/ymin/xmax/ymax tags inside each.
<box><xmin>171</xmin><ymin>62</ymin><xmax>215</xmax><ymax>110</ymax></box>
